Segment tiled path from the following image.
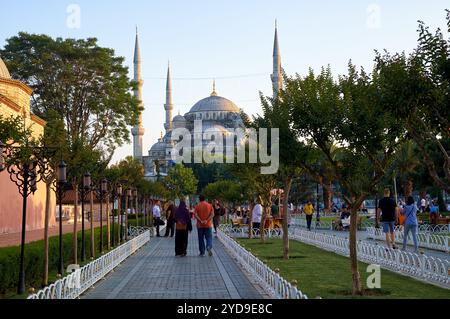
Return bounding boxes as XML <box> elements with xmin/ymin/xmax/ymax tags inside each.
<box><xmin>82</xmin><ymin>230</ymin><xmax>266</xmax><ymax>299</ymax></box>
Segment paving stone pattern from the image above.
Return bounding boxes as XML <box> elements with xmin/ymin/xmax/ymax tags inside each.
<box><xmin>82</xmin><ymin>230</ymin><xmax>265</xmax><ymax>299</ymax></box>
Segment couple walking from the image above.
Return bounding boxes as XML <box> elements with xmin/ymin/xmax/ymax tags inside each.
<box><xmin>173</xmin><ymin>195</ymin><xmax>215</xmax><ymax>257</ymax></box>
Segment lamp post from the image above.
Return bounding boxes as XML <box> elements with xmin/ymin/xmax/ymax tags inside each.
<box><xmin>0</xmin><ymin>140</ymin><xmax>56</xmax><ymax>294</ymax></box>
<box><xmin>80</xmin><ymin>172</ymin><xmax>91</xmax><ymax>262</ymax></box>
<box><xmin>125</xmin><ymin>189</ymin><xmax>132</xmax><ymax>240</ymax></box>
<box><xmin>133</xmin><ymin>189</ymin><xmax>138</xmax><ymax>227</ymax></box>
<box><xmin>95</xmin><ymin>178</ymin><xmax>108</xmax><ymax>253</ymax></box>
<box><xmin>110</xmin><ymin>184</ymin><xmax>122</xmax><ymax>247</ymax></box>
<box><xmin>56</xmin><ymin>161</ymin><xmax>67</xmax><ymax>275</ymax></box>
<box><xmin>117</xmin><ymin>184</ymin><xmax>123</xmax><ymax>245</ymax></box>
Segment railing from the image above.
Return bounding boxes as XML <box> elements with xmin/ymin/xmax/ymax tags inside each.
<box><xmin>221</xmin><ymin>226</ymin><xmax>450</xmax><ymax>289</ymax></box>
<box><xmin>418</xmin><ymin>224</ymin><xmax>450</xmax><ymax>233</ymax></box>
<box><xmin>28</xmin><ymin>230</ymin><xmax>151</xmax><ymax>299</ymax></box>
<box><xmin>366</xmin><ymin>227</ymin><xmax>449</xmax><ymax>253</ymax></box>
<box><xmin>128</xmin><ymin>226</ymin><xmax>152</xmax><ymax>238</ymax></box>
<box><xmin>217</xmin><ymin>230</ymin><xmax>308</xmax><ymax>299</ymax></box>
<box><xmin>292</xmin><ymin>217</ymin><xmax>374</xmax><ymax>231</ymax></box>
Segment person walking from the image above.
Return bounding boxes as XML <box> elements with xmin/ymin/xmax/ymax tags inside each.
<box><xmin>400</xmin><ymin>196</ymin><xmax>419</xmax><ymax>253</ymax></box>
<box><xmin>164</xmin><ymin>201</ymin><xmax>176</xmax><ymax>237</ymax></box>
<box><xmin>174</xmin><ymin>200</ymin><xmax>191</xmax><ymax>257</ymax></box>
<box><xmin>213</xmin><ymin>199</ymin><xmax>223</xmax><ymax>236</ymax></box>
<box><xmin>194</xmin><ymin>195</ymin><xmax>214</xmax><ymax>257</ymax></box>
<box><xmin>304</xmin><ymin>201</ymin><xmax>314</xmax><ymax>231</ymax></box>
<box><xmin>252</xmin><ymin>201</ymin><xmax>263</xmax><ymax>234</ymax></box>
<box><xmin>153</xmin><ymin>200</ymin><xmax>162</xmax><ymax>237</ymax></box>
<box><xmin>377</xmin><ymin>188</ymin><xmax>398</xmax><ymax>249</ymax></box>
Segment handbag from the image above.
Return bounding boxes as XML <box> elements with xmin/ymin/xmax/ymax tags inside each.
<box><xmin>187</xmin><ymin>219</ymin><xmax>193</xmax><ymax>232</ymax></box>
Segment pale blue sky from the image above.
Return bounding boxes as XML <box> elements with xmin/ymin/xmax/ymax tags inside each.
<box><xmin>1</xmin><ymin>0</ymin><xmax>448</xmax><ymax>164</ymax></box>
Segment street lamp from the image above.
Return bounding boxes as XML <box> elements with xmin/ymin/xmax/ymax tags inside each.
<box><xmin>110</xmin><ymin>183</ymin><xmax>122</xmax><ymax>247</ymax></box>
<box><xmin>97</xmin><ymin>178</ymin><xmax>108</xmax><ymax>253</ymax></box>
<box><xmin>56</xmin><ymin>160</ymin><xmax>67</xmax><ymax>275</ymax></box>
<box><xmin>116</xmin><ymin>184</ymin><xmax>123</xmax><ymax>245</ymax></box>
<box><xmin>80</xmin><ymin>172</ymin><xmax>91</xmax><ymax>262</ymax></box>
<box><xmin>133</xmin><ymin>189</ymin><xmax>138</xmax><ymax>227</ymax></box>
<box><xmin>0</xmin><ymin>141</ymin><xmax>57</xmax><ymax>294</ymax></box>
<box><xmin>125</xmin><ymin>189</ymin><xmax>132</xmax><ymax>240</ymax></box>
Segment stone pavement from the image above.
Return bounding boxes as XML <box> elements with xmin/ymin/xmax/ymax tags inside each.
<box><xmin>82</xmin><ymin>229</ymin><xmax>266</xmax><ymax>299</ymax></box>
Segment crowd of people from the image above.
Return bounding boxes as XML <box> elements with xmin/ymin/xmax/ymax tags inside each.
<box><xmin>150</xmin><ymin>196</ymin><xmax>225</xmax><ymax>258</ymax></box>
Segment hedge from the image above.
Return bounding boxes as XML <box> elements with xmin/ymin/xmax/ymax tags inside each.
<box><xmin>0</xmin><ymin>225</ymin><xmax>120</xmax><ymax>299</ymax></box>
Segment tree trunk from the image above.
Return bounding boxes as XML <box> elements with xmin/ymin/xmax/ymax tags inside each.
<box><xmin>404</xmin><ymin>180</ymin><xmax>413</xmax><ymax>197</ymax></box>
<box><xmin>106</xmin><ymin>194</ymin><xmax>110</xmax><ymax>250</ymax></box>
<box><xmin>248</xmin><ymin>203</ymin><xmax>253</xmax><ymax>239</ymax></box>
<box><xmin>323</xmin><ymin>180</ymin><xmax>332</xmax><ymax>213</ymax></box>
<box><xmin>349</xmin><ymin>206</ymin><xmax>362</xmax><ymax>295</ymax></box>
<box><xmin>43</xmin><ymin>181</ymin><xmax>51</xmax><ymax>286</ymax></box>
<box><xmin>73</xmin><ymin>184</ymin><xmax>79</xmax><ymax>264</ymax></box>
<box><xmin>282</xmin><ymin>177</ymin><xmax>293</xmax><ymax>260</ymax></box>
<box><xmin>90</xmin><ymin>191</ymin><xmax>95</xmax><ymax>259</ymax></box>
<box><xmin>125</xmin><ymin>195</ymin><xmax>129</xmax><ymax>241</ymax></box>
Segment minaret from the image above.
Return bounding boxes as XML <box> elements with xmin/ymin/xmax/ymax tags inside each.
<box><xmin>164</xmin><ymin>62</ymin><xmax>173</xmax><ymax>133</ymax></box>
<box><xmin>271</xmin><ymin>20</ymin><xmax>282</xmax><ymax>100</ymax></box>
<box><xmin>131</xmin><ymin>27</ymin><xmax>145</xmax><ymax>160</ymax></box>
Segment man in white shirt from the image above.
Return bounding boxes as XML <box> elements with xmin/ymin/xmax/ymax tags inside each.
<box><xmin>252</xmin><ymin>202</ymin><xmax>263</xmax><ymax>233</ymax></box>
<box><xmin>153</xmin><ymin>200</ymin><xmax>162</xmax><ymax>237</ymax></box>
<box><xmin>420</xmin><ymin>198</ymin><xmax>426</xmax><ymax>213</ymax></box>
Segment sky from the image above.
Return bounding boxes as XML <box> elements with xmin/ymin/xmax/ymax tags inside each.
<box><xmin>1</xmin><ymin>0</ymin><xmax>449</xmax><ymax>165</ymax></box>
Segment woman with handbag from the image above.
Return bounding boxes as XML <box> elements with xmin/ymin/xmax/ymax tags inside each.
<box><xmin>174</xmin><ymin>200</ymin><xmax>192</xmax><ymax>257</ymax></box>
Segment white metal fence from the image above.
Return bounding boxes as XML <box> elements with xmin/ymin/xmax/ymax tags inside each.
<box><xmin>291</xmin><ymin>217</ymin><xmax>375</xmax><ymax>231</ymax></box>
<box><xmin>217</xmin><ymin>230</ymin><xmax>308</xmax><ymax>299</ymax></box>
<box><xmin>28</xmin><ymin>230</ymin><xmax>151</xmax><ymax>299</ymax></box>
<box><xmin>220</xmin><ymin>226</ymin><xmax>450</xmax><ymax>289</ymax></box>
<box><xmin>366</xmin><ymin>227</ymin><xmax>449</xmax><ymax>253</ymax></box>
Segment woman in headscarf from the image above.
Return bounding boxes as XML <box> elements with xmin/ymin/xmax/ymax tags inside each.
<box><xmin>174</xmin><ymin>200</ymin><xmax>191</xmax><ymax>257</ymax></box>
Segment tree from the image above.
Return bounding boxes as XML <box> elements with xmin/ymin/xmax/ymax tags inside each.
<box><xmin>374</xmin><ymin>12</ymin><xmax>450</xmax><ymax>192</ymax></box>
<box><xmin>250</xmin><ymin>90</ymin><xmax>305</xmax><ymax>258</ymax></box>
<box><xmin>286</xmin><ymin>65</ymin><xmax>403</xmax><ymax>295</ymax></box>
<box><xmin>1</xmin><ymin>33</ymin><xmax>141</xmax><ymax>161</ymax></box>
<box><xmin>203</xmin><ymin>180</ymin><xmax>242</xmax><ymax>207</ymax></box>
<box><xmin>164</xmin><ymin>164</ymin><xmax>198</xmax><ymax>200</ymax></box>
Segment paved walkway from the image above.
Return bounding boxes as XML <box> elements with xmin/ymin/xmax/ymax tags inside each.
<box><xmin>82</xmin><ymin>230</ymin><xmax>266</xmax><ymax>299</ymax></box>
<box><xmin>0</xmin><ymin>221</ymin><xmax>103</xmax><ymax>248</ymax></box>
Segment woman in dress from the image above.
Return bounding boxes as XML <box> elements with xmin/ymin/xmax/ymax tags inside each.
<box><xmin>174</xmin><ymin>200</ymin><xmax>191</xmax><ymax>257</ymax></box>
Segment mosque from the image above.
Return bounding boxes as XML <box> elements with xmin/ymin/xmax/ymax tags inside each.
<box><xmin>131</xmin><ymin>25</ymin><xmax>283</xmax><ymax>180</ymax></box>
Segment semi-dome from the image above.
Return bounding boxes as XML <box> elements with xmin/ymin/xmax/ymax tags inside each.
<box><xmin>173</xmin><ymin>114</ymin><xmax>186</xmax><ymax>122</ymax></box>
<box><xmin>0</xmin><ymin>57</ymin><xmax>11</xmax><ymax>79</ymax></box>
<box><xmin>150</xmin><ymin>139</ymin><xmax>166</xmax><ymax>152</ymax></box>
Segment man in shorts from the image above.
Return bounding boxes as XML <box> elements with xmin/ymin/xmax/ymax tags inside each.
<box><xmin>377</xmin><ymin>188</ymin><xmax>398</xmax><ymax>249</ymax></box>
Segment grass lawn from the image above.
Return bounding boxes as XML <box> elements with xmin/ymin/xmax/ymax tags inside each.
<box><xmin>237</xmin><ymin>238</ymin><xmax>450</xmax><ymax>299</ymax></box>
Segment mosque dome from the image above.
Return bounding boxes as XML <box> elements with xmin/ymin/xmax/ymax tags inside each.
<box><xmin>0</xmin><ymin>57</ymin><xmax>11</xmax><ymax>79</ymax></box>
<box><xmin>188</xmin><ymin>83</ymin><xmax>240</xmax><ymax>114</ymax></box>
<box><xmin>188</xmin><ymin>95</ymin><xmax>240</xmax><ymax>113</ymax></box>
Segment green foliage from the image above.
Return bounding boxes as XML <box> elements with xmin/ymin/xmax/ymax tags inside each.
<box><xmin>237</xmin><ymin>239</ymin><xmax>450</xmax><ymax>299</ymax></box>
<box><xmin>203</xmin><ymin>180</ymin><xmax>242</xmax><ymax>205</ymax></box>
<box><xmin>0</xmin><ymin>226</ymin><xmax>113</xmax><ymax>298</ymax></box>
<box><xmin>1</xmin><ymin>32</ymin><xmax>140</xmax><ymax>161</ymax></box>
<box><xmin>0</xmin><ymin>115</ymin><xmax>30</xmax><ymax>144</ymax></box>
<box><xmin>164</xmin><ymin>164</ymin><xmax>198</xmax><ymax>200</ymax></box>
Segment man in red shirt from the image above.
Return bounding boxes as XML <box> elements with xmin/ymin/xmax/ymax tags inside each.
<box><xmin>194</xmin><ymin>195</ymin><xmax>214</xmax><ymax>257</ymax></box>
